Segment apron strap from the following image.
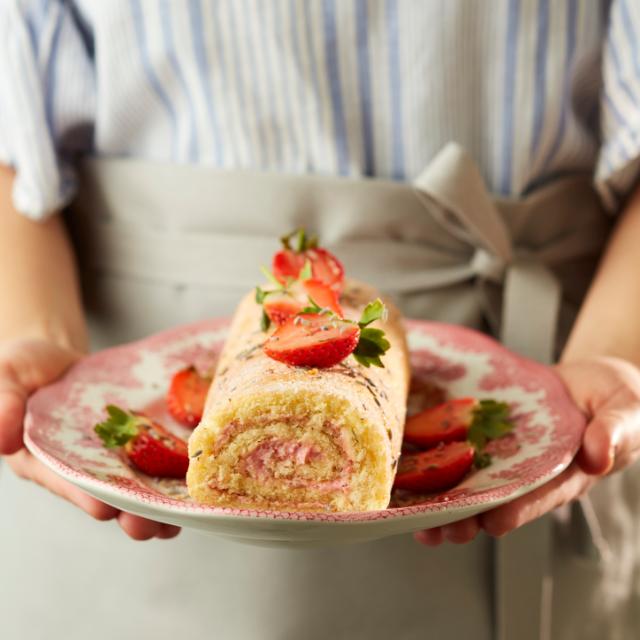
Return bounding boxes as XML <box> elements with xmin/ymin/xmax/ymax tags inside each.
<box><xmin>502</xmin><ymin>260</ymin><xmax>561</xmax><ymax>364</ymax></box>
<box><xmin>413</xmin><ymin>143</ymin><xmax>555</xmax><ymax>640</ymax></box>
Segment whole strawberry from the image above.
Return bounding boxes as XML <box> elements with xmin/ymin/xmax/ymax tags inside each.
<box><xmin>95</xmin><ymin>405</ymin><xmax>189</xmax><ymax>478</ymax></box>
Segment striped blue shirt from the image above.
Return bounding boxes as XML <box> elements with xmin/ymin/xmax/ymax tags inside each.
<box><xmin>0</xmin><ymin>0</ymin><xmax>639</xmax><ymax>219</ymax></box>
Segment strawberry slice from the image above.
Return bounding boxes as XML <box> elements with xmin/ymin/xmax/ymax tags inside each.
<box><xmin>95</xmin><ymin>406</ymin><xmax>189</xmax><ymax>478</ymax></box>
<box><xmin>166</xmin><ymin>366</ymin><xmax>212</xmax><ymax>428</ymax></box>
<box><xmin>263</xmin><ymin>298</ymin><xmax>390</xmax><ymax>369</ymax></box>
<box><xmin>404</xmin><ymin>397</ymin><xmax>478</xmax><ymax>448</ymax></box>
<box><xmin>404</xmin><ymin>397</ymin><xmax>514</xmax><ymax>453</ymax></box>
<box><xmin>272</xmin><ymin>229</ymin><xmax>344</xmax><ymax>292</ymax></box>
<box><xmin>272</xmin><ymin>249</ymin><xmax>305</xmax><ymax>283</ymax></box>
<box><xmin>263</xmin><ymin>313</ymin><xmax>360</xmax><ymax>368</ymax></box>
<box><xmin>304</xmin><ymin>247</ymin><xmax>345</xmax><ymax>292</ymax></box>
<box><xmin>393</xmin><ymin>441</ymin><xmax>475</xmax><ymax>493</ymax></box>
<box><xmin>302</xmin><ymin>279</ymin><xmax>343</xmax><ymax>316</ymax></box>
<box><xmin>262</xmin><ymin>280</ymin><xmax>342</xmax><ymax>328</ymax></box>
<box><xmin>263</xmin><ymin>292</ymin><xmax>304</xmax><ymax>326</ymax></box>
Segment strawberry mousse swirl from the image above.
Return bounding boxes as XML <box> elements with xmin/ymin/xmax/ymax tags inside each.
<box><xmin>205</xmin><ymin>417</ymin><xmax>356</xmax><ymax>507</ymax></box>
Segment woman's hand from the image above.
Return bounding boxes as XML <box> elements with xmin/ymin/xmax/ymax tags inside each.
<box><xmin>0</xmin><ymin>338</ymin><xmax>181</xmax><ymax>541</ymax></box>
<box><xmin>414</xmin><ymin>356</ymin><xmax>640</xmax><ymax>546</ymax></box>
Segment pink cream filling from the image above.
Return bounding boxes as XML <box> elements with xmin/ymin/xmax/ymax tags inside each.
<box><xmin>240</xmin><ymin>438</ymin><xmax>349</xmax><ymax>491</ymax></box>
<box><xmin>243</xmin><ymin>438</ymin><xmax>322</xmax><ymax>478</ymax></box>
<box><xmin>212</xmin><ymin>419</ymin><xmax>355</xmax><ymax>495</ymax></box>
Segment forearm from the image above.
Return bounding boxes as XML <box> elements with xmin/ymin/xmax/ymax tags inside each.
<box><xmin>563</xmin><ymin>182</ymin><xmax>640</xmax><ymax>365</ymax></box>
<box><xmin>0</xmin><ymin>165</ymin><xmax>87</xmax><ymax>351</ymax></box>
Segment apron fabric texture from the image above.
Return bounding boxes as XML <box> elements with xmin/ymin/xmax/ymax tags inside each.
<box><xmin>1</xmin><ymin>144</ymin><xmax>631</xmax><ymax>640</ymax></box>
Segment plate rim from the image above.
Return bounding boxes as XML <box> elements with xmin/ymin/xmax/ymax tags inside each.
<box><xmin>23</xmin><ymin>424</ymin><xmax>571</xmax><ymax>529</ymax></box>
<box><xmin>24</xmin><ymin>317</ymin><xmax>585</xmax><ymax>526</ymax></box>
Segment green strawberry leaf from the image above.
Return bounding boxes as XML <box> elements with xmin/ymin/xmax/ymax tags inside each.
<box><xmin>260</xmin><ymin>309</ymin><xmax>271</xmax><ymax>332</ymax></box>
<box><xmin>299</xmin><ymin>297</ymin><xmax>334</xmax><ymax>316</ymax></box>
<box><xmin>307</xmin><ymin>235</ymin><xmax>319</xmax><ymax>250</ymax></box>
<box><xmin>280</xmin><ymin>228</ymin><xmax>318</xmax><ymax>253</ymax></box>
<box><xmin>260</xmin><ymin>265</ymin><xmax>283</xmax><ymax>288</ymax></box>
<box><xmin>299</xmin><ymin>259</ymin><xmax>313</xmax><ymax>281</ymax></box>
<box><xmin>298</xmin><ymin>296</ymin><xmax>340</xmax><ymax>322</ymax></box>
<box><xmin>280</xmin><ymin>230</ymin><xmax>293</xmax><ymax>250</ymax></box>
<box><xmin>467</xmin><ymin>400</ymin><xmax>514</xmax><ymax>450</ymax></box>
<box><xmin>295</xmin><ymin>228</ymin><xmax>308</xmax><ymax>252</ymax></box>
<box><xmin>353</xmin><ymin>327</ymin><xmax>391</xmax><ymax>368</ymax></box>
<box><xmin>95</xmin><ymin>405</ymin><xmax>140</xmax><ymax>448</ymax></box>
<box><xmin>358</xmin><ymin>299</ymin><xmax>388</xmax><ymax>328</ymax></box>
<box><xmin>473</xmin><ymin>450</ymin><xmax>493</xmax><ymax>469</ymax></box>
<box><xmin>255</xmin><ymin>286</ymin><xmax>269</xmax><ymax>304</ymax></box>
<box><xmin>353</xmin><ymin>352</ymin><xmax>384</xmax><ymax>368</ymax></box>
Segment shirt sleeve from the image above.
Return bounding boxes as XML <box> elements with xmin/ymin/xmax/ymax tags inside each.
<box><xmin>596</xmin><ymin>0</ymin><xmax>640</xmax><ymax>212</ymax></box>
<box><xmin>0</xmin><ymin>0</ymin><xmax>95</xmax><ymax>220</ymax></box>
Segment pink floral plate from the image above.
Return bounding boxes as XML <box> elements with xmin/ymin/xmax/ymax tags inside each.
<box><xmin>24</xmin><ymin>318</ymin><xmax>585</xmax><ymax>548</ymax></box>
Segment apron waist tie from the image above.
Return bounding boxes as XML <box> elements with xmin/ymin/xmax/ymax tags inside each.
<box><xmin>73</xmin><ymin>145</ymin><xmax>607</xmax><ymax>365</ymax></box>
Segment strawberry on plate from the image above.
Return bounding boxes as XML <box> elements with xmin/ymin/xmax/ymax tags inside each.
<box><xmin>272</xmin><ymin>228</ymin><xmax>344</xmax><ymax>292</ymax></box>
<box><xmin>404</xmin><ymin>397</ymin><xmax>477</xmax><ymax>447</ymax></box>
<box><xmin>404</xmin><ymin>398</ymin><xmax>514</xmax><ymax>449</ymax></box>
<box><xmin>95</xmin><ymin>405</ymin><xmax>189</xmax><ymax>478</ymax></box>
<box><xmin>393</xmin><ymin>441</ymin><xmax>475</xmax><ymax>493</ymax></box>
<box><xmin>263</xmin><ymin>299</ymin><xmax>390</xmax><ymax>368</ymax></box>
<box><xmin>166</xmin><ymin>366</ymin><xmax>212</xmax><ymax>428</ymax></box>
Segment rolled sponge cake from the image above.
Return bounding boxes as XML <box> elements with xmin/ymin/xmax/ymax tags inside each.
<box><xmin>187</xmin><ymin>280</ymin><xmax>410</xmax><ymax>512</ymax></box>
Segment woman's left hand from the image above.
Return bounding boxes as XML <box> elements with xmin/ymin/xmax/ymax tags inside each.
<box><xmin>414</xmin><ymin>356</ymin><xmax>640</xmax><ymax>546</ymax></box>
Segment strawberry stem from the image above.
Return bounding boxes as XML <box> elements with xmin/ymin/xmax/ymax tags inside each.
<box><xmin>352</xmin><ymin>299</ymin><xmax>390</xmax><ymax>368</ymax></box>
<box><xmin>95</xmin><ymin>405</ymin><xmax>141</xmax><ymax>448</ymax></box>
<box><xmin>280</xmin><ymin>228</ymin><xmax>319</xmax><ymax>253</ymax></box>
<box><xmin>467</xmin><ymin>400</ymin><xmax>514</xmax><ymax>450</ymax></box>
<box><xmin>358</xmin><ymin>298</ymin><xmax>387</xmax><ymax>328</ymax></box>
<box><xmin>467</xmin><ymin>400</ymin><xmax>514</xmax><ymax>468</ymax></box>
<box><xmin>260</xmin><ymin>265</ymin><xmax>283</xmax><ymax>288</ymax></box>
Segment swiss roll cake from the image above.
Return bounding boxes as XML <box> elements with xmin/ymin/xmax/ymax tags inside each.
<box><xmin>187</xmin><ymin>280</ymin><xmax>410</xmax><ymax>512</ymax></box>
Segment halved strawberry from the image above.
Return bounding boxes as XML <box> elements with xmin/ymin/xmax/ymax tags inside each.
<box><xmin>302</xmin><ymin>279</ymin><xmax>343</xmax><ymax>316</ymax></box>
<box><xmin>166</xmin><ymin>366</ymin><xmax>212</xmax><ymax>428</ymax></box>
<box><xmin>263</xmin><ymin>313</ymin><xmax>360</xmax><ymax>368</ymax></box>
<box><xmin>261</xmin><ymin>280</ymin><xmax>342</xmax><ymax>328</ymax></box>
<box><xmin>393</xmin><ymin>441</ymin><xmax>475</xmax><ymax>493</ymax></box>
<box><xmin>263</xmin><ymin>291</ymin><xmax>304</xmax><ymax>326</ymax></box>
<box><xmin>304</xmin><ymin>247</ymin><xmax>345</xmax><ymax>292</ymax></box>
<box><xmin>95</xmin><ymin>406</ymin><xmax>189</xmax><ymax>478</ymax></box>
<box><xmin>263</xmin><ymin>299</ymin><xmax>391</xmax><ymax>369</ymax></box>
<box><xmin>404</xmin><ymin>397</ymin><xmax>514</xmax><ymax>453</ymax></box>
<box><xmin>272</xmin><ymin>249</ymin><xmax>305</xmax><ymax>283</ymax></box>
<box><xmin>404</xmin><ymin>398</ymin><xmax>478</xmax><ymax>448</ymax></box>
<box><xmin>272</xmin><ymin>229</ymin><xmax>344</xmax><ymax>292</ymax></box>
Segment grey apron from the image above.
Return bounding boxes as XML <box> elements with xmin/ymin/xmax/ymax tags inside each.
<box><xmin>0</xmin><ymin>144</ymin><xmax>621</xmax><ymax>640</ymax></box>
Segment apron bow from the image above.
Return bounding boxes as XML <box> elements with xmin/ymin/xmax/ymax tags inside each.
<box><xmin>413</xmin><ymin>143</ymin><xmax>561</xmax><ymax>365</ymax></box>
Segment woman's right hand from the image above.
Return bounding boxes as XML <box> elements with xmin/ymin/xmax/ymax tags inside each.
<box><xmin>0</xmin><ymin>338</ymin><xmax>180</xmax><ymax>540</ymax></box>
